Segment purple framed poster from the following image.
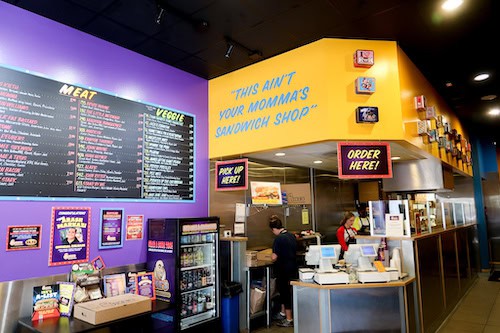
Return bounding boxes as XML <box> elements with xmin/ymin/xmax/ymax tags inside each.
<box><xmin>49</xmin><ymin>207</ymin><xmax>90</xmax><ymax>266</ymax></box>
<box><xmin>99</xmin><ymin>208</ymin><xmax>124</xmax><ymax>249</ymax></box>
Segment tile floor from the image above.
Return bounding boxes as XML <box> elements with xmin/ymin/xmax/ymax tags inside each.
<box><xmin>437</xmin><ymin>272</ymin><xmax>500</xmax><ymax>333</ymax></box>
<box><xmin>249</xmin><ymin>272</ymin><xmax>500</xmax><ymax>333</ymax></box>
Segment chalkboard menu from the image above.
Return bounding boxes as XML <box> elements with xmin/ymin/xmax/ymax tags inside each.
<box><xmin>0</xmin><ymin>65</ymin><xmax>195</xmax><ymax>201</ymax></box>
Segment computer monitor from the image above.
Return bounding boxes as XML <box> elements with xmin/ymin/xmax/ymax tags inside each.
<box><xmin>344</xmin><ymin>243</ymin><xmax>379</xmax><ymax>270</ymax></box>
<box><xmin>305</xmin><ymin>244</ymin><xmax>341</xmax><ymax>272</ymax></box>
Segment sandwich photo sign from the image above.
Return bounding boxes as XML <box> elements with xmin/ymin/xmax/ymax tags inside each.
<box><xmin>250</xmin><ymin>181</ymin><xmax>282</xmax><ymax>205</ymax></box>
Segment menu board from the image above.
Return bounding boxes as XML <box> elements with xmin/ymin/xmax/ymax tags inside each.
<box><xmin>0</xmin><ymin>65</ymin><xmax>195</xmax><ymax>201</ymax></box>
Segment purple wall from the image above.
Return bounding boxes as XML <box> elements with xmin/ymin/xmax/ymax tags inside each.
<box><xmin>0</xmin><ymin>3</ymin><xmax>209</xmax><ymax>282</ymax></box>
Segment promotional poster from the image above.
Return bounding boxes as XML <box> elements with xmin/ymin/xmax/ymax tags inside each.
<box><xmin>49</xmin><ymin>208</ymin><xmax>90</xmax><ymax>266</ymax></box>
<box><xmin>6</xmin><ymin>225</ymin><xmax>41</xmax><ymax>251</ymax></box>
<box><xmin>99</xmin><ymin>208</ymin><xmax>124</xmax><ymax>249</ymax></box>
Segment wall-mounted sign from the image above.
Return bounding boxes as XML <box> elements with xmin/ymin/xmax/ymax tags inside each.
<box><xmin>215</xmin><ymin>159</ymin><xmax>248</xmax><ymax>191</ymax></box>
<box><xmin>99</xmin><ymin>208</ymin><xmax>124</xmax><ymax>249</ymax></box>
<box><xmin>355</xmin><ymin>77</ymin><xmax>376</xmax><ymax>94</ymax></box>
<box><xmin>353</xmin><ymin>50</ymin><xmax>374</xmax><ymax>68</ymax></box>
<box><xmin>356</xmin><ymin>106</ymin><xmax>379</xmax><ymax>123</ymax></box>
<box><xmin>281</xmin><ymin>183</ymin><xmax>311</xmax><ymax>205</ymax></box>
<box><xmin>6</xmin><ymin>225</ymin><xmax>41</xmax><ymax>251</ymax></box>
<box><xmin>0</xmin><ymin>65</ymin><xmax>195</xmax><ymax>202</ymax></box>
<box><xmin>49</xmin><ymin>207</ymin><xmax>90</xmax><ymax>266</ymax></box>
<box><xmin>414</xmin><ymin>95</ymin><xmax>427</xmax><ymax>111</ymax></box>
<box><xmin>337</xmin><ymin>142</ymin><xmax>392</xmax><ymax>179</ymax></box>
<box><xmin>250</xmin><ymin>181</ymin><xmax>282</xmax><ymax>205</ymax></box>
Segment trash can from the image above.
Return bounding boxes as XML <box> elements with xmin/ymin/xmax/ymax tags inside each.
<box><xmin>221</xmin><ymin>281</ymin><xmax>243</xmax><ymax>333</ymax></box>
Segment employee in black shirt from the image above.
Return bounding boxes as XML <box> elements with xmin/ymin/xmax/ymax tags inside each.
<box><xmin>269</xmin><ymin>215</ymin><xmax>298</xmax><ymax>328</ymax></box>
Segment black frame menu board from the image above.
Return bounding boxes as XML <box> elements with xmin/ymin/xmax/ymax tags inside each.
<box><xmin>0</xmin><ymin>65</ymin><xmax>195</xmax><ymax>201</ymax></box>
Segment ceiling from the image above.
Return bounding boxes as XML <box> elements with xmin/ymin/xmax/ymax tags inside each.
<box><xmin>4</xmin><ymin>0</ymin><xmax>499</xmax><ymax>170</ymax></box>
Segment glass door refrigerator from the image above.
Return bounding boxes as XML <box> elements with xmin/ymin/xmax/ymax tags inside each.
<box><xmin>147</xmin><ymin>216</ymin><xmax>220</xmax><ymax>332</ymax></box>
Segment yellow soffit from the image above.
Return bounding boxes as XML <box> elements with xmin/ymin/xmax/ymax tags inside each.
<box><xmin>209</xmin><ymin>38</ymin><xmax>403</xmax><ymax>159</ymax></box>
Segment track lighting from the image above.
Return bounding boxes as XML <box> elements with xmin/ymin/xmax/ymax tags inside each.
<box><xmin>224</xmin><ymin>37</ymin><xmax>263</xmax><ymax>61</ymax></box>
<box><xmin>225</xmin><ymin>42</ymin><xmax>234</xmax><ymax>58</ymax></box>
<box><xmin>156</xmin><ymin>7</ymin><xmax>166</xmax><ymax>25</ymax></box>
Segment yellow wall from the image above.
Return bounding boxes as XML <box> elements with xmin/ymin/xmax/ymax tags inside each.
<box><xmin>209</xmin><ymin>37</ymin><xmax>472</xmax><ymax>176</ymax></box>
<box><xmin>209</xmin><ymin>38</ymin><xmax>403</xmax><ymax>158</ymax></box>
<box><xmin>397</xmin><ymin>48</ymin><xmax>472</xmax><ymax>175</ymax></box>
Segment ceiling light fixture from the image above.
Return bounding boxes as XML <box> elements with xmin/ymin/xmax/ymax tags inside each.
<box><xmin>313</xmin><ymin>160</ymin><xmax>323</xmax><ymax>164</ymax></box>
<box><xmin>155</xmin><ymin>6</ymin><xmax>166</xmax><ymax>25</ymax></box>
<box><xmin>224</xmin><ymin>42</ymin><xmax>234</xmax><ymax>59</ymax></box>
<box><xmin>391</xmin><ymin>156</ymin><xmax>401</xmax><ymax>160</ymax></box>
<box><xmin>481</xmin><ymin>95</ymin><xmax>497</xmax><ymax>101</ymax></box>
<box><xmin>224</xmin><ymin>36</ymin><xmax>263</xmax><ymax>61</ymax></box>
<box><xmin>488</xmin><ymin>108</ymin><xmax>500</xmax><ymax>116</ymax></box>
<box><xmin>442</xmin><ymin>0</ymin><xmax>463</xmax><ymax>12</ymax></box>
<box><xmin>275</xmin><ymin>152</ymin><xmax>286</xmax><ymax>157</ymax></box>
<box><xmin>474</xmin><ymin>73</ymin><xmax>490</xmax><ymax>81</ymax></box>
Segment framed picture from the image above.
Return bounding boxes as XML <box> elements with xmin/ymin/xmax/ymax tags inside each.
<box><xmin>91</xmin><ymin>256</ymin><xmax>106</xmax><ymax>271</ymax></box>
<box><xmin>99</xmin><ymin>208</ymin><xmax>124</xmax><ymax>249</ymax></box>
<box><xmin>103</xmin><ymin>273</ymin><xmax>126</xmax><ymax>297</ymax></box>
<box><xmin>135</xmin><ymin>272</ymin><xmax>156</xmax><ymax>300</ymax></box>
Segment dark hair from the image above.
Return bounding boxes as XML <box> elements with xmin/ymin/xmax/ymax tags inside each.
<box><xmin>269</xmin><ymin>214</ymin><xmax>283</xmax><ymax>229</ymax></box>
<box><xmin>340</xmin><ymin>212</ymin><xmax>355</xmax><ymax>226</ymax></box>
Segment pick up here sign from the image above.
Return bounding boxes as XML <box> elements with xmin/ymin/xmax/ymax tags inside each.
<box><xmin>337</xmin><ymin>142</ymin><xmax>392</xmax><ymax>179</ymax></box>
<box><xmin>215</xmin><ymin>159</ymin><xmax>248</xmax><ymax>191</ymax></box>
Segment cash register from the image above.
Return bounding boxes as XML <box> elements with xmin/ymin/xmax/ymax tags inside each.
<box><xmin>305</xmin><ymin>244</ymin><xmax>349</xmax><ymax>284</ymax></box>
<box><xmin>344</xmin><ymin>244</ymin><xmax>391</xmax><ymax>283</ymax></box>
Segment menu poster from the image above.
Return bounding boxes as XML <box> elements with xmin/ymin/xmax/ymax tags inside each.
<box><xmin>57</xmin><ymin>282</ymin><xmax>76</xmax><ymax>317</ymax></box>
<box><xmin>126</xmin><ymin>214</ymin><xmax>144</xmax><ymax>240</ymax></box>
<box><xmin>135</xmin><ymin>272</ymin><xmax>156</xmax><ymax>300</ymax></box>
<box><xmin>250</xmin><ymin>181</ymin><xmax>282</xmax><ymax>205</ymax></box>
<box><xmin>0</xmin><ymin>65</ymin><xmax>195</xmax><ymax>201</ymax></box>
<box><xmin>49</xmin><ymin>207</ymin><xmax>90</xmax><ymax>266</ymax></box>
<box><xmin>6</xmin><ymin>225</ymin><xmax>41</xmax><ymax>251</ymax></box>
<box><xmin>99</xmin><ymin>208</ymin><xmax>124</xmax><ymax>249</ymax></box>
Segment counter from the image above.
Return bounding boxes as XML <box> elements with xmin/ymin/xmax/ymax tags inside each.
<box><xmin>291</xmin><ymin>277</ymin><xmax>418</xmax><ymax>333</ymax></box>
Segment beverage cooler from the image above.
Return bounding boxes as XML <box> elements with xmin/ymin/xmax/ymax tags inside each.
<box><xmin>147</xmin><ymin>216</ymin><xmax>220</xmax><ymax>332</ymax></box>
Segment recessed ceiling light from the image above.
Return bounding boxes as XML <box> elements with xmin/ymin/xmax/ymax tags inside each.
<box><xmin>275</xmin><ymin>152</ymin><xmax>286</xmax><ymax>156</ymax></box>
<box><xmin>313</xmin><ymin>160</ymin><xmax>323</xmax><ymax>164</ymax></box>
<box><xmin>488</xmin><ymin>108</ymin><xmax>500</xmax><ymax>116</ymax></box>
<box><xmin>442</xmin><ymin>0</ymin><xmax>463</xmax><ymax>12</ymax></box>
<box><xmin>481</xmin><ymin>95</ymin><xmax>497</xmax><ymax>101</ymax></box>
<box><xmin>391</xmin><ymin>156</ymin><xmax>401</xmax><ymax>160</ymax></box>
<box><xmin>474</xmin><ymin>73</ymin><xmax>490</xmax><ymax>81</ymax></box>
<box><xmin>445</xmin><ymin>82</ymin><xmax>453</xmax><ymax>87</ymax></box>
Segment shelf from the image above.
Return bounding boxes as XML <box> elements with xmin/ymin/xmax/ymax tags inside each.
<box><xmin>181</xmin><ymin>284</ymin><xmax>214</xmax><ymax>294</ymax></box>
<box><xmin>180</xmin><ymin>241</ymin><xmax>215</xmax><ymax>247</ymax></box>
<box><xmin>180</xmin><ymin>263</ymin><xmax>213</xmax><ymax>271</ymax></box>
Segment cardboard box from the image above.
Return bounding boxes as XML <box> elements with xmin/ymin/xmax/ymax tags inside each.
<box><xmin>73</xmin><ymin>294</ymin><xmax>151</xmax><ymax>325</ymax></box>
<box><xmin>256</xmin><ymin>248</ymin><xmax>273</xmax><ymax>261</ymax></box>
<box><xmin>246</xmin><ymin>251</ymin><xmax>258</xmax><ymax>267</ymax></box>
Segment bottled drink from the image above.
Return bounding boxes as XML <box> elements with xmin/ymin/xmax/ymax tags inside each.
<box><xmin>187</xmin><ymin>294</ymin><xmax>193</xmax><ymax>316</ymax></box>
<box><xmin>181</xmin><ymin>294</ymin><xmax>187</xmax><ymax>317</ymax></box>
<box><xmin>198</xmin><ymin>291</ymin><xmax>204</xmax><ymax>313</ymax></box>
<box><xmin>192</xmin><ymin>292</ymin><xmax>198</xmax><ymax>314</ymax></box>
<box><xmin>201</xmin><ymin>268</ymin><xmax>207</xmax><ymax>286</ymax></box>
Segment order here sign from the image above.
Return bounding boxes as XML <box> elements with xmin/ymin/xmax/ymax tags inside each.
<box><xmin>215</xmin><ymin>159</ymin><xmax>248</xmax><ymax>191</ymax></box>
<box><xmin>337</xmin><ymin>142</ymin><xmax>392</xmax><ymax>179</ymax></box>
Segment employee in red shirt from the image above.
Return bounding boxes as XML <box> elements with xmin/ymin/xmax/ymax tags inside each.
<box><xmin>336</xmin><ymin>212</ymin><xmax>357</xmax><ymax>259</ymax></box>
